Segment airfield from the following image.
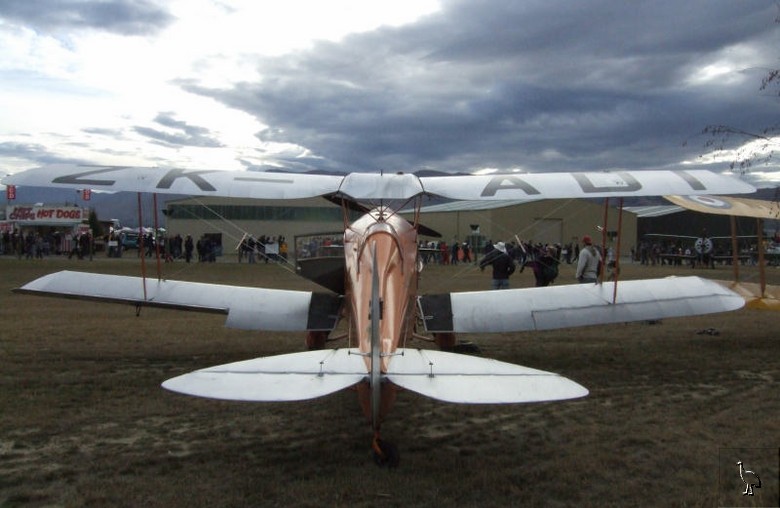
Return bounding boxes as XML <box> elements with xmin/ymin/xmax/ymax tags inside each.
<box><xmin>1</xmin><ymin>255</ymin><xmax>778</xmax><ymax>507</ymax></box>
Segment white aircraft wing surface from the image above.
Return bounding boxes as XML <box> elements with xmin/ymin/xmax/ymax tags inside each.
<box><xmin>419</xmin><ymin>276</ymin><xmax>744</xmax><ymax>333</ymax></box>
<box><xmin>420</xmin><ymin>170</ymin><xmax>754</xmax><ymax>200</ymax></box>
<box><xmin>386</xmin><ymin>348</ymin><xmax>588</xmax><ymax>403</ymax></box>
<box><xmin>163</xmin><ymin>349</ymin><xmax>367</xmax><ymax>401</ymax></box>
<box><xmin>3</xmin><ymin>166</ymin><xmax>753</xmax><ymax>201</ymax></box>
<box><xmin>15</xmin><ymin>271</ymin><xmax>340</xmax><ymax>332</ymax></box>
<box><xmin>2</xmin><ymin>164</ymin><xmax>345</xmax><ymax>200</ymax></box>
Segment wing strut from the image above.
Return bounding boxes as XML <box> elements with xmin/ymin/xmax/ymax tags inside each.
<box><xmin>600</xmin><ymin>198</ymin><xmax>609</xmax><ymax>285</ymax></box>
<box><xmin>612</xmin><ymin>198</ymin><xmax>624</xmax><ymax>304</ymax></box>
<box><xmin>153</xmin><ymin>193</ymin><xmax>163</xmax><ymax>280</ymax></box>
<box><xmin>731</xmin><ymin>215</ymin><xmax>740</xmax><ymax>283</ymax></box>
<box><xmin>757</xmin><ymin>218</ymin><xmax>767</xmax><ymax>297</ymax></box>
<box><xmin>137</xmin><ymin>192</ymin><xmax>148</xmax><ymax>301</ymax></box>
<box><xmin>729</xmin><ymin>214</ymin><xmax>766</xmax><ymax>297</ymax></box>
<box><xmin>600</xmin><ymin>197</ymin><xmax>624</xmax><ymax>304</ymax></box>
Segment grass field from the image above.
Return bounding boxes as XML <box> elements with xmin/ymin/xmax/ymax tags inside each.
<box><xmin>1</xmin><ymin>256</ymin><xmax>778</xmax><ymax>507</ymax></box>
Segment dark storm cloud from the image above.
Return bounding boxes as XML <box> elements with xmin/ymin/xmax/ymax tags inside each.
<box><xmin>132</xmin><ymin>113</ymin><xmax>224</xmax><ymax>148</ymax></box>
<box><xmin>0</xmin><ymin>0</ymin><xmax>174</xmax><ymax>36</ymax></box>
<box><xmin>183</xmin><ymin>0</ymin><xmax>779</xmax><ymax>173</ymax></box>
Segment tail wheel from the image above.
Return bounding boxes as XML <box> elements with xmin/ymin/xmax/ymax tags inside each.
<box><xmin>305</xmin><ymin>331</ymin><xmax>327</xmax><ymax>350</ymax></box>
<box><xmin>372</xmin><ymin>435</ymin><xmax>399</xmax><ymax>468</ymax></box>
<box><xmin>433</xmin><ymin>332</ymin><xmax>456</xmax><ymax>350</ymax></box>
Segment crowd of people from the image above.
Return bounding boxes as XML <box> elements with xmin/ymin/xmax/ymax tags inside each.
<box><xmin>5</xmin><ymin>225</ymin><xmax>771</xmax><ymax>284</ymax></box>
<box><xmin>0</xmin><ymin>229</ymin><xmax>95</xmax><ymax>260</ymax></box>
<box><xmin>237</xmin><ymin>235</ymin><xmax>288</xmax><ymax>264</ymax></box>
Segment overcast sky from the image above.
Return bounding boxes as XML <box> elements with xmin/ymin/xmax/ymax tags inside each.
<box><xmin>1</xmin><ymin>0</ymin><xmax>779</xmax><ymax>188</ymax></box>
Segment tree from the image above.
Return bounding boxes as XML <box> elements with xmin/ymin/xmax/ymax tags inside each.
<box><xmin>88</xmin><ymin>208</ymin><xmax>103</xmax><ymax>237</ymax></box>
<box><xmin>700</xmin><ymin>9</ymin><xmax>780</xmax><ymax>174</ymax></box>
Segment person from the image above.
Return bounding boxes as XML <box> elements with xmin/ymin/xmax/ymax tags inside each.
<box><xmin>184</xmin><ymin>235</ymin><xmax>194</xmax><ymax>263</ymax></box>
<box><xmin>522</xmin><ymin>246</ymin><xmax>559</xmax><ymax>287</ymax></box>
<box><xmin>575</xmin><ymin>235</ymin><xmax>602</xmax><ymax>283</ymax></box>
<box><xmin>479</xmin><ymin>241</ymin><xmax>515</xmax><ymax>289</ymax></box>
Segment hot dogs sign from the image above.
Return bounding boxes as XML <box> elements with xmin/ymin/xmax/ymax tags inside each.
<box><xmin>6</xmin><ymin>205</ymin><xmax>86</xmax><ymax>224</ymax></box>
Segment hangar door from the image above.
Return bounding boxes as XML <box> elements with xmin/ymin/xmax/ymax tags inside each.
<box><xmin>531</xmin><ymin>218</ymin><xmax>562</xmax><ymax>246</ymax></box>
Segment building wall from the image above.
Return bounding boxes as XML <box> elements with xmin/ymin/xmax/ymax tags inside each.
<box><xmin>164</xmin><ymin>196</ymin><xmax>349</xmax><ymax>256</ymax></box>
<box><xmin>165</xmin><ymin>197</ymin><xmax>638</xmax><ymax>257</ymax></box>
<box><xmin>415</xmin><ymin>199</ymin><xmax>638</xmax><ymax>256</ymax></box>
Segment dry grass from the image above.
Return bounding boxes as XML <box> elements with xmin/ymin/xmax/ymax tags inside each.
<box><xmin>1</xmin><ymin>256</ymin><xmax>778</xmax><ymax>507</ymax></box>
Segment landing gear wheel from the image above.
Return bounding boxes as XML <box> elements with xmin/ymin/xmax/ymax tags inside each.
<box><xmin>372</xmin><ymin>437</ymin><xmax>400</xmax><ymax>468</ymax></box>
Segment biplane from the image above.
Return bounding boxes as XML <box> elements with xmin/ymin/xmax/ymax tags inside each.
<box><xmin>663</xmin><ymin>194</ymin><xmax>780</xmax><ymax>310</ymax></box>
<box><xmin>1</xmin><ymin>166</ymin><xmax>755</xmax><ymax>465</ymax></box>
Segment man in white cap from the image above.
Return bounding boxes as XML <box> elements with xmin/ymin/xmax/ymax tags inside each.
<box><xmin>479</xmin><ymin>241</ymin><xmax>516</xmax><ymax>289</ymax></box>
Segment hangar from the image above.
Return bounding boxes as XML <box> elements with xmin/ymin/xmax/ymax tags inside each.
<box><xmin>163</xmin><ymin>196</ymin><xmax>639</xmax><ymax>259</ymax></box>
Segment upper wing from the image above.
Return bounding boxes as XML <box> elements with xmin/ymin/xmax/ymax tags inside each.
<box><xmin>3</xmin><ymin>165</ymin><xmax>753</xmax><ymax>200</ymax></box>
<box><xmin>419</xmin><ymin>276</ymin><xmax>744</xmax><ymax>333</ymax></box>
<box><xmin>15</xmin><ymin>271</ymin><xmax>341</xmax><ymax>331</ymax></box>
<box><xmin>2</xmin><ymin>164</ymin><xmax>346</xmax><ymax>200</ymax></box>
<box><xmin>420</xmin><ymin>170</ymin><xmax>754</xmax><ymax>200</ymax></box>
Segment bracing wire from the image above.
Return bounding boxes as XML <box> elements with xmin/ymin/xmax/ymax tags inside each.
<box><xmin>174</xmin><ymin>197</ymin><xmax>300</xmax><ymax>275</ymax></box>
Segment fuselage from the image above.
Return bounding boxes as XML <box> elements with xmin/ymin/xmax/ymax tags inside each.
<box><xmin>343</xmin><ymin>207</ymin><xmax>420</xmax><ymax>372</ymax></box>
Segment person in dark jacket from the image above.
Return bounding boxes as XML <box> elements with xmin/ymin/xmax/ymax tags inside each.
<box><xmin>479</xmin><ymin>241</ymin><xmax>516</xmax><ymax>289</ymax></box>
<box><xmin>521</xmin><ymin>245</ymin><xmax>559</xmax><ymax>287</ymax></box>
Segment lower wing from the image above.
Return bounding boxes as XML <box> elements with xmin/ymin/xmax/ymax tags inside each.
<box><xmin>14</xmin><ymin>270</ymin><xmax>341</xmax><ymax>331</ymax></box>
<box><xmin>419</xmin><ymin>276</ymin><xmax>744</xmax><ymax>333</ymax></box>
<box><xmin>713</xmin><ymin>280</ymin><xmax>780</xmax><ymax>311</ymax></box>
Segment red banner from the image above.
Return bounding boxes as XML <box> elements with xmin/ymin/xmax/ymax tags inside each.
<box><xmin>6</xmin><ymin>185</ymin><xmax>15</xmax><ymax>200</ymax></box>
<box><xmin>82</xmin><ymin>188</ymin><xmax>91</xmax><ymax>201</ymax></box>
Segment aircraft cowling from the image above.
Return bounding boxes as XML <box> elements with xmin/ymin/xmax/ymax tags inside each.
<box><xmin>344</xmin><ymin>209</ymin><xmax>419</xmax><ymax>372</ymax></box>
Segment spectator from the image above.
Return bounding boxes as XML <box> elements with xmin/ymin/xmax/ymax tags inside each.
<box><xmin>575</xmin><ymin>235</ymin><xmax>602</xmax><ymax>283</ymax></box>
<box><xmin>479</xmin><ymin>241</ymin><xmax>516</xmax><ymax>289</ymax></box>
<box><xmin>522</xmin><ymin>246</ymin><xmax>559</xmax><ymax>287</ymax></box>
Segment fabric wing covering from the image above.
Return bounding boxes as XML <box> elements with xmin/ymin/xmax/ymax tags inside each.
<box><xmin>420</xmin><ymin>276</ymin><xmax>745</xmax><ymax>333</ymax></box>
<box><xmin>14</xmin><ymin>270</ymin><xmax>340</xmax><ymax>331</ymax></box>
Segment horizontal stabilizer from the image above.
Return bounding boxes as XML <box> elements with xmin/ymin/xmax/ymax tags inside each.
<box><xmin>386</xmin><ymin>348</ymin><xmax>588</xmax><ymax>403</ymax></box>
<box><xmin>162</xmin><ymin>349</ymin><xmax>367</xmax><ymax>401</ymax></box>
<box><xmin>15</xmin><ymin>271</ymin><xmax>340</xmax><ymax>331</ymax></box>
<box><xmin>420</xmin><ymin>276</ymin><xmax>744</xmax><ymax>333</ymax></box>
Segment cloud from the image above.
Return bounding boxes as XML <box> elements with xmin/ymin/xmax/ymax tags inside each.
<box><xmin>132</xmin><ymin>112</ymin><xmax>224</xmax><ymax>148</ymax></box>
<box><xmin>0</xmin><ymin>0</ymin><xmax>174</xmax><ymax>36</ymax></box>
<box><xmin>177</xmin><ymin>0</ymin><xmax>779</xmax><ymax>174</ymax></box>
<box><xmin>1</xmin><ymin>0</ymin><xmax>778</xmax><ymax>181</ymax></box>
